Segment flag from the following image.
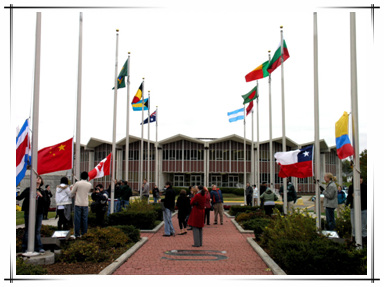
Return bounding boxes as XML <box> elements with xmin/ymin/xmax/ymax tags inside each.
<box><xmin>335</xmin><ymin>111</ymin><xmax>354</xmax><ymax>159</ymax></box>
<box><xmin>132</xmin><ymin>98</ymin><xmax>149</xmax><ymax>111</ymax></box>
<box><xmin>88</xmin><ymin>153</ymin><xmax>112</xmax><ymax>180</ymax></box>
<box><xmin>274</xmin><ymin>145</ymin><xmax>313</xmax><ymax>178</ymax></box>
<box><xmin>227</xmin><ymin>108</ymin><xmax>244</xmax><ymax>123</ymax></box>
<box><xmin>37</xmin><ymin>138</ymin><xmax>73</xmax><ymax>175</ymax></box>
<box><xmin>141</xmin><ymin>111</ymin><xmax>157</xmax><ymax>125</ymax></box>
<box><xmin>16</xmin><ymin>119</ymin><xmax>31</xmax><ymax>186</ymax></box>
<box><xmin>242</xmin><ymin>85</ymin><xmax>258</xmax><ymax>105</ymax></box>
<box><xmin>245</xmin><ymin>60</ymin><xmax>270</xmax><ymax>82</ymax></box>
<box><xmin>131</xmin><ymin>82</ymin><xmax>143</xmax><ymax>104</ymax></box>
<box><xmin>112</xmin><ymin>60</ymin><xmax>128</xmax><ymax>90</ymax></box>
<box><xmin>267</xmin><ymin>39</ymin><xmax>290</xmax><ymax>74</ymax></box>
<box><xmin>246</xmin><ymin>101</ymin><xmax>253</xmax><ymax>116</ymax></box>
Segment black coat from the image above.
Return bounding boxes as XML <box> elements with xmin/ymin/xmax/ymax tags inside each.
<box><xmin>16</xmin><ymin>187</ymin><xmax>45</xmax><ymax>214</ymax></box>
<box><xmin>176</xmin><ymin>194</ymin><xmax>191</xmax><ymax>219</ymax></box>
<box><xmin>346</xmin><ymin>183</ymin><xmax>367</xmax><ymax>210</ymax></box>
<box><xmin>162</xmin><ymin>187</ymin><xmax>176</xmax><ymax>211</ymax></box>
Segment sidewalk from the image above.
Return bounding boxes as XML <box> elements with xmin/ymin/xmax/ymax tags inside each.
<box><xmin>113</xmin><ymin>212</ymin><xmax>273</xmax><ymax>275</ymax></box>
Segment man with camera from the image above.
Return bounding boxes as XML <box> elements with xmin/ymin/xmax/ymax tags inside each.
<box><xmin>91</xmin><ymin>184</ymin><xmax>109</xmax><ymax>227</ymax></box>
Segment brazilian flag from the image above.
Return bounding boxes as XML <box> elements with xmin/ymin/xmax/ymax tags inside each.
<box><xmin>112</xmin><ymin>59</ymin><xmax>127</xmax><ymax>89</ymax></box>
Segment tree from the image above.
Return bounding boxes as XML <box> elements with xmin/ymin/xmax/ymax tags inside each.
<box><xmin>341</xmin><ymin>149</ymin><xmax>367</xmax><ymax>185</ymax></box>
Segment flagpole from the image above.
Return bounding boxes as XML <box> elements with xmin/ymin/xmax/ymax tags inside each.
<box><xmin>26</xmin><ymin>12</ymin><xmax>41</xmax><ymax>255</ymax></box>
<box><xmin>140</xmin><ymin>78</ymin><xmax>145</xmax><ymax>198</ymax></box>
<box><xmin>155</xmin><ymin>106</ymin><xmax>159</xmax><ymax>188</ymax></box>
<box><xmin>147</xmin><ymin>90</ymin><xmax>150</xmax><ymax>201</ymax></box>
<box><xmin>251</xmin><ymin>96</ymin><xmax>255</xmax><ymax>206</ymax></box>
<box><xmin>243</xmin><ymin>105</ymin><xmax>247</xmax><ymax>205</ymax></box>
<box><xmin>313</xmin><ymin>12</ymin><xmax>321</xmax><ymax>230</ymax></box>
<box><xmin>110</xmin><ymin>29</ymin><xmax>119</xmax><ymax>214</ymax></box>
<box><xmin>75</xmin><ymin>12</ymin><xmax>83</xmax><ymax>181</ymax></box>
<box><xmin>268</xmin><ymin>50</ymin><xmax>274</xmax><ymax>196</ymax></box>
<box><xmin>125</xmin><ymin>52</ymin><xmax>131</xmax><ymax>182</ymax></box>
<box><xmin>350</xmin><ymin>12</ymin><xmax>362</xmax><ymax>248</ymax></box>
<box><xmin>280</xmin><ymin>26</ymin><xmax>288</xmax><ymax>215</ymax></box>
<box><xmin>256</xmin><ymin>81</ymin><xmax>260</xmax><ymax>206</ymax></box>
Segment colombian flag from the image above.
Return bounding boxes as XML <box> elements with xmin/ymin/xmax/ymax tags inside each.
<box><xmin>335</xmin><ymin>112</ymin><xmax>354</xmax><ymax>160</ymax></box>
<box><xmin>245</xmin><ymin>60</ymin><xmax>270</xmax><ymax>82</ymax></box>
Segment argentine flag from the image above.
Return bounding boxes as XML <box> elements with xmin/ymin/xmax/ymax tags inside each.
<box><xmin>227</xmin><ymin>108</ymin><xmax>244</xmax><ymax>123</ymax></box>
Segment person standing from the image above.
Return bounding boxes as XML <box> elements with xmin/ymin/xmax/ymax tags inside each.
<box><xmin>320</xmin><ymin>173</ymin><xmax>338</xmax><ymax>231</ymax></box>
<box><xmin>252</xmin><ymin>184</ymin><xmax>258</xmax><ymax>206</ymax></box>
<box><xmin>152</xmin><ymin>184</ymin><xmax>160</xmax><ymax>203</ymax></box>
<box><xmin>188</xmin><ymin>185</ymin><xmax>206</xmax><ymax>247</ymax></box>
<box><xmin>70</xmin><ymin>171</ymin><xmax>93</xmax><ymax>238</ymax></box>
<box><xmin>337</xmin><ymin>185</ymin><xmax>346</xmax><ymax>218</ymax></box>
<box><xmin>16</xmin><ymin>175</ymin><xmax>45</xmax><ymax>253</ymax></box>
<box><xmin>204</xmin><ymin>187</ymin><xmax>212</xmax><ymax>225</ymax></box>
<box><xmin>287</xmin><ymin>181</ymin><xmax>297</xmax><ymax>213</ymax></box>
<box><xmin>176</xmin><ymin>189</ymin><xmax>191</xmax><ymax>235</ymax></box>
<box><xmin>120</xmin><ymin>181</ymin><xmax>132</xmax><ymax>209</ymax></box>
<box><xmin>42</xmin><ymin>185</ymin><xmax>52</xmax><ymax>220</ymax></box>
<box><xmin>142</xmin><ymin>179</ymin><xmax>149</xmax><ymax>201</ymax></box>
<box><xmin>260</xmin><ymin>185</ymin><xmax>278</xmax><ymax>216</ymax></box>
<box><xmin>55</xmin><ymin>177</ymin><xmax>72</xmax><ymax>230</ymax></box>
<box><xmin>161</xmin><ymin>181</ymin><xmax>176</xmax><ymax>237</ymax></box>
<box><xmin>91</xmin><ymin>184</ymin><xmax>109</xmax><ymax>227</ymax></box>
<box><xmin>211</xmin><ymin>185</ymin><xmax>224</xmax><ymax>225</ymax></box>
<box><xmin>346</xmin><ymin>176</ymin><xmax>367</xmax><ymax>245</ymax></box>
<box><xmin>245</xmin><ymin>182</ymin><xmax>253</xmax><ymax>206</ymax></box>
<box><xmin>260</xmin><ymin>182</ymin><xmax>267</xmax><ymax>208</ymax></box>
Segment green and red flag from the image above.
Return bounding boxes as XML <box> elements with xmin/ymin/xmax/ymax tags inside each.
<box><xmin>241</xmin><ymin>85</ymin><xmax>258</xmax><ymax>105</ymax></box>
<box><xmin>267</xmin><ymin>39</ymin><xmax>290</xmax><ymax>74</ymax></box>
<box><xmin>245</xmin><ymin>60</ymin><xmax>269</xmax><ymax>82</ymax></box>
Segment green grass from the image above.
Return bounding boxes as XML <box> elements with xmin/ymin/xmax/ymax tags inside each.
<box><xmin>16</xmin><ymin>211</ymin><xmax>56</xmax><ymax>226</ymax></box>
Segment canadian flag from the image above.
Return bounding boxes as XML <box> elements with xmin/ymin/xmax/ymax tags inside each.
<box><xmin>88</xmin><ymin>153</ymin><xmax>112</xmax><ymax>180</ymax></box>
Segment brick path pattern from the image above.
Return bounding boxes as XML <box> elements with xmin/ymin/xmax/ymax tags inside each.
<box><xmin>113</xmin><ymin>212</ymin><xmax>273</xmax><ymax>275</ymax></box>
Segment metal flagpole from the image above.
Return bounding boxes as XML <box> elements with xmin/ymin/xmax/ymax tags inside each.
<box><xmin>140</xmin><ymin>78</ymin><xmax>145</xmax><ymax>198</ymax></box>
<box><xmin>251</xmin><ymin>95</ymin><xmax>255</xmax><ymax>206</ymax></box>
<box><xmin>26</xmin><ymin>12</ymin><xmax>41</xmax><ymax>256</ymax></box>
<box><xmin>110</xmin><ymin>29</ymin><xmax>119</xmax><ymax>214</ymax></box>
<box><xmin>147</xmin><ymin>90</ymin><xmax>150</xmax><ymax>200</ymax></box>
<box><xmin>125</xmin><ymin>52</ymin><xmax>131</xmax><ymax>182</ymax></box>
<box><xmin>268</xmin><ymin>50</ymin><xmax>274</xmax><ymax>196</ymax></box>
<box><xmin>256</xmin><ymin>81</ymin><xmax>260</xmax><ymax>206</ymax></box>
<box><xmin>75</xmin><ymin>12</ymin><xmax>83</xmax><ymax>181</ymax></box>
<box><xmin>243</xmin><ymin>105</ymin><xmax>247</xmax><ymax>205</ymax></box>
<box><xmin>313</xmin><ymin>12</ymin><xmax>321</xmax><ymax>230</ymax></box>
<box><xmin>350</xmin><ymin>12</ymin><xmax>362</xmax><ymax>248</ymax></box>
<box><xmin>280</xmin><ymin>26</ymin><xmax>288</xmax><ymax>215</ymax></box>
<box><xmin>155</xmin><ymin>106</ymin><xmax>159</xmax><ymax>188</ymax></box>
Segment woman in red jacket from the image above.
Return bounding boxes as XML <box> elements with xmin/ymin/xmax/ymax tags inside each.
<box><xmin>187</xmin><ymin>185</ymin><xmax>206</xmax><ymax>247</ymax></box>
<box><xmin>204</xmin><ymin>187</ymin><xmax>212</xmax><ymax>225</ymax></box>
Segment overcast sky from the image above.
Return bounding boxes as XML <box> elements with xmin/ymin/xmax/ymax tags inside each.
<box><xmin>3</xmin><ymin>0</ymin><xmax>383</xmax><ymax>284</ymax></box>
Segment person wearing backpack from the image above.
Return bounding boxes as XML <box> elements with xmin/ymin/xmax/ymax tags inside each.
<box><xmin>91</xmin><ymin>184</ymin><xmax>108</xmax><ymax>227</ymax></box>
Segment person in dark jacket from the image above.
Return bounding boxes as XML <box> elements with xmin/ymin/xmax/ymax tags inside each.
<box><xmin>176</xmin><ymin>189</ymin><xmax>191</xmax><ymax>235</ymax></box>
<box><xmin>245</xmin><ymin>182</ymin><xmax>253</xmax><ymax>206</ymax></box>
<box><xmin>260</xmin><ymin>182</ymin><xmax>267</xmax><ymax>208</ymax></box>
<box><xmin>211</xmin><ymin>185</ymin><xmax>224</xmax><ymax>225</ymax></box>
<box><xmin>188</xmin><ymin>185</ymin><xmax>206</xmax><ymax>247</ymax></box>
<box><xmin>346</xmin><ymin>176</ymin><xmax>367</xmax><ymax>245</ymax></box>
<box><xmin>91</xmin><ymin>184</ymin><xmax>109</xmax><ymax>227</ymax></box>
<box><xmin>260</xmin><ymin>186</ymin><xmax>278</xmax><ymax>216</ymax></box>
<box><xmin>161</xmin><ymin>181</ymin><xmax>176</xmax><ymax>237</ymax></box>
<box><xmin>152</xmin><ymin>184</ymin><xmax>160</xmax><ymax>203</ymax></box>
<box><xmin>16</xmin><ymin>175</ymin><xmax>46</xmax><ymax>254</ymax></box>
<box><xmin>42</xmin><ymin>184</ymin><xmax>52</xmax><ymax>219</ymax></box>
<box><xmin>120</xmin><ymin>181</ymin><xmax>132</xmax><ymax>209</ymax></box>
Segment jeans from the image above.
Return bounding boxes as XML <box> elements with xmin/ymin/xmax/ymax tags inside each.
<box><xmin>121</xmin><ymin>200</ymin><xmax>130</xmax><ymax>209</ymax></box>
<box><xmin>154</xmin><ymin>197</ymin><xmax>159</xmax><ymax>204</ymax></box>
<box><xmin>351</xmin><ymin>208</ymin><xmax>367</xmax><ymax>237</ymax></box>
<box><xmin>74</xmin><ymin>206</ymin><xmax>88</xmax><ymax>237</ymax></box>
<box><xmin>108</xmin><ymin>199</ymin><xmax>121</xmax><ymax>215</ymax></box>
<box><xmin>163</xmin><ymin>208</ymin><xmax>175</xmax><ymax>235</ymax></box>
<box><xmin>325</xmin><ymin>207</ymin><xmax>336</xmax><ymax>230</ymax></box>
<box><xmin>22</xmin><ymin>213</ymin><xmax>43</xmax><ymax>252</ymax></box>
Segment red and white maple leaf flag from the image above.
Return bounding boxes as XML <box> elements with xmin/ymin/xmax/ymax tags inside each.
<box><xmin>88</xmin><ymin>153</ymin><xmax>112</xmax><ymax>180</ymax></box>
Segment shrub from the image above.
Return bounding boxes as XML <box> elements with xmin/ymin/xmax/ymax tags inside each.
<box><xmin>235</xmin><ymin>210</ymin><xmax>265</xmax><ymax>223</ymax></box>
<box><xmin>81</xmin><ymin>227</ymin><xmax>130</xmax><ymax>249</ymax></box>
<box><xmin>113</xmin><ymin>225</ymin><xmax>141</xmax><ymax>243</ymax></box>
<box><xmin>242</xmin><ymin>218</ymin><xmax>272</xmax><ymax>241</ymax></box>
<box><xmin>335</xmin><ymin>205</ymin><xmax>352</xmax><ymax>239</ymax></box>
<box><xmin>60</xmin><ymin>240</ymin><xmax>110</xmax><ymax>263</ymax></box>
<box><xmin>108</xmin><ymin>209</ymin><xmax>157</xmax><ymax>229</ymax></box>
<box><xmin>229</xmin><ymin>205</ymin><xmax>261</xmax><ymax>216</ymax></box>
<box><xmin>16</xmin><ymin>257</ymin><xmax>47</xmax><ymax>275</ymax></box>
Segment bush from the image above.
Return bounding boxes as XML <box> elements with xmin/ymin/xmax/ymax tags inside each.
<box><xmin>16</xmin><ymin>257</ymin><xmax>47</xmax><ymax>275</ymax></box>
<box><xmin>235</xmin><ymin>210</ymin><xmax>265</xmax><ymax>223</ymax></box>
<box><xmin>243</xmin><ymin>218</ymin><xmax>272</xmax><ymax>241</ymax></box>
<box><xmin>60</xmin><ymin>240</ymin><xmax>110</xmax><ymax>263</ymax></box>
<box><xmin>229</xmin><ymin>205</ymin><xmax>261</xmax><ymax>216</ymax></box>
<box><xmin>108</xmin><ymin>209</ymin><xmax>157</xmax><ymax>229</ymax></box>
<box><xmin>111</xmin><ymin>225</ymin><xmax>141</xmax><ymax>243</ymax></box>
<box><xmin>81</xmin><ymin>227</ymin><xmax>130</xmax><ymax>249</ymax></box>
<box><xmin>335</xmin><ymin>205</ymin><xmax>352</xmax><ymax>239</ymax></box>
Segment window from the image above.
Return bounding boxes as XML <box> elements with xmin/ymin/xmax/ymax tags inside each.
<box><xmin>190</xmin><ymin>175</ymin><xmax>201</xmax><ymax>186</ymax></box>
<box><xmin>174</xmin><ymin>175</ymin><xmax>184</xmax><ymax>187</ymax></box>
<box><xmin>211</xmin><ymin>175</ymin><xmax>222</xmax><ymax>187</ymax></box>
<box><xmin>228</xmin><ymin>175</ymin><xmax>239</xmax><ymax>187</ymax></box>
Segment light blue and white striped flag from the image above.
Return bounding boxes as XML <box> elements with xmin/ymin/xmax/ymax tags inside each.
<box><xmin>227</xmin><ymin>108</ymin><xmax>244</xmax><ymax>123</ymax></box>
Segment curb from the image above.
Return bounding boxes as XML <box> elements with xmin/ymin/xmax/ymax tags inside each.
<box><xmin>246</xmin><ymin>237</ymin><xmax>287</xmax><ymax>275</ymax></box>
<box><xmin>230</xmin><ymin>218</ymin><xmax>253</xmax><ymax>234</ymax></box>
<box><xmin>99</xmin><ymin>237</ymin><xmax>148</xmax><ymax>275</ymax></box>
<box><xmin>224</xmin><ymin>211</ymin><xmax>235</xmax><ymax>218</ymax></box>
<box><xmin>140</xmin><ymin>211</ymin><xmax>176</xmax><ymax>233</ymax></box>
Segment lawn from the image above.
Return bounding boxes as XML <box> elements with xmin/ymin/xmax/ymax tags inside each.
<box><xmin>16</xmin><ymin>211</ymin><xmax>56</xmax><ymax>225</ymax></box>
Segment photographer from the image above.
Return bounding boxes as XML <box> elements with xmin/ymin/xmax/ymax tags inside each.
<box><xmin>91</xmin><ymin>184</ymin><xmax>108</xmax><ymax>227</ymax></box>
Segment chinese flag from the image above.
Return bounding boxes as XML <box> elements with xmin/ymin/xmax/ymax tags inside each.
<box><xmin>37</xmin><ymin>138</ymin><xmax>73</xmax><ymax>175</ymax></box>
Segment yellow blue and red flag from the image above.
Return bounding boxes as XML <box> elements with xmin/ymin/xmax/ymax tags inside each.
<box><xmin>335</xmin><ymin>111</ymin><xmax>354</xmax><ymax>160</ymax></box>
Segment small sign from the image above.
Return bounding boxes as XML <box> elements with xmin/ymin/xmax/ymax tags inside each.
<box><xmin>322</xmin><ymin>230</ymin><xmax>339</xmax><ymax>239</ymax></box>
<box><xmin>51</xmin><ymin>230</ymin><xmax>70</xmax><ymax>239</ymax></box>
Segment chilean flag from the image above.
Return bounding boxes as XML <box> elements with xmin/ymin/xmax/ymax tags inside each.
<box><xmin>16</xmin><ymin>119</ymin><xmax>31</xmax><ymax>186</ymax></box>
<box><xmin>274</xmin><ymin>145</ymin><xmax>313</xmax><ymax>178</ymax></box>
<box><xmin>88</xmin><ymin>153</ymin><xmax>112</xmax><ymax>181</ymax></box>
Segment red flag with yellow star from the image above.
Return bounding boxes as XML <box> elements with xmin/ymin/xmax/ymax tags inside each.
<box><xmin>37</xmin><ymin>138</ymin><xmax>73</xmax><ymax>175</ymax></box>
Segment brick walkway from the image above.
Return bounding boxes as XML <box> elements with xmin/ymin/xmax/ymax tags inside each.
<box><xmin>113</xmin><ymin>212</ymin><xmax>273</xmax><ymax>275</ymax></box>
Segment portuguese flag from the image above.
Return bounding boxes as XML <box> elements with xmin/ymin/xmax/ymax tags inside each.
<box><xmin>245</xmin><ymin>60</ymin><xmax>269</xmax><ymax>82</ymax></box>
<box><xmin>242</xmin><ymin>85</ymin><xmax>258</xmax><ymax>105</ymax></box>
<box><xmin>267</xmin><ymin>39</ymin><xmax>290</xmax><ymax>74</ymax></box>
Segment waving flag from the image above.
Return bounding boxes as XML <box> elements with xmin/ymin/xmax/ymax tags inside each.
<box><xmin>246</xmin><ymin>101</ymin><xmax>253</xmax><ymax>116</ymax></box>
<box><xmin>242</xmin><ymin>85</ymin><xmax>258</xmax><ymax>105</ymax></box>
<box><xmin>16</xmin><ymin>119</ymin><xmax>31</xmax><ymax>186</ymax></box>
<box><xmin>112</xmin><ymin>59</ymin><xmax>127</xmax><ymax>89</ymax></box>
<box><xmin>132</xmin><ymin>98</ymin><xmax>148</xmax><ymax>111</ymax></box>
<box><xmin>275</xmin><ymin>145</ymin><xmax>313</xmax><ymax>178</ymax></box>
<box><xmin>141</xmin><ymin>111</ymin><xmax>157</xmax><ymax>125</ymax></box>
<box><xmin>37</xmin><ymin>138</ymin><xmax>73</xmax><ymax>175</ymax></box>
<box><xmin>335</xmin><ymin>111</ymin><xmax>354</xmax><ymax>159</ymax></box>
<box><xmin>227</xmin><ymin>108</ymin><xmax>244</xmax><ymax>123</ymax></box>
<box><xmin>88</xmin><ymin>153</ymin><xmax>112</xmax><ymax>180</ymax></box>
<box><xmin>131</xmin><ymin>82</ymin><xmax>143</xmax><ymax>104</ymax></box>
<box><xmin>267</xmin><ymin>39</ymin><xmax>290</xmax><ymax>74</ymax></box>
<box><xmin>245</xmin><ymin>60</ymin><xmax>270</xmax><ymax>82</ymax></box>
